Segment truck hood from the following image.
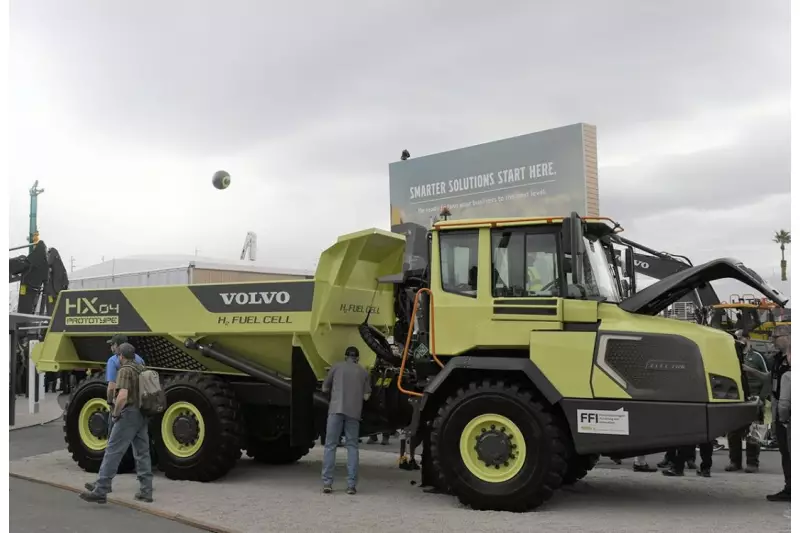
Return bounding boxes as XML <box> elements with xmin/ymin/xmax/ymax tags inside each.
<box><xmin>619</xmin><ymin>258</ymin><xmax>789</xmax><ymax>316</ymax></box>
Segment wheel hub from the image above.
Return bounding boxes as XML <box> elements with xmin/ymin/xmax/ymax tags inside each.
<box><xmin>88</xmin><ymin>411</ymin><xmax>109</xmax><ymax>439</ymax></box>
<box><xmin>172</xmin><ymin>413</ymin><xmax>200</xmax><ymax>446</ymax></box>
<box><xmin>474</xmin><ymin>426</ymin><xmax>515</xmax><ymax>467</ymax></box>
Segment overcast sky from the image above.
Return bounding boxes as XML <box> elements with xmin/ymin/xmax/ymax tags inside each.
<box><xmin>8</xmin><ymin>0</ymin><xmax>791</xmax><ymax>301</ymax></box>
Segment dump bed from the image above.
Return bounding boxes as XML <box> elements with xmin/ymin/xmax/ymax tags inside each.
<box><xmin>32</xmin><ymin>228</ymin><xmax>406</xmax><ymax>379</ymax></box>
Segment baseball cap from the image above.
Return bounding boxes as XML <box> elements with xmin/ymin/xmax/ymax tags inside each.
<box><xmin>107</xmin><ymin>334</ymin><xmax>129</xmax><ymax>345</ymax></box>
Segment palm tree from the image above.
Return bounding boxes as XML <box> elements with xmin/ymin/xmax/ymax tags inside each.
<box><xmin>773</xmin><ymin>229</ymin><xmax>791</xmax><ymax>281</ymax></box>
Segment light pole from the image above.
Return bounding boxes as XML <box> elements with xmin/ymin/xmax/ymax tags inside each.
<box><xmin>28</xmin><ymin>181</ymin><xmax>45</xmax><ymax>251</ymax></box>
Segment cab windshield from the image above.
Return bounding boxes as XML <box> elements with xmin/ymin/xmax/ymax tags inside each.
<box><xmin>575</xmin><ymin>236</ymin><xmax>621</xmax><ymax>303</ymax></box>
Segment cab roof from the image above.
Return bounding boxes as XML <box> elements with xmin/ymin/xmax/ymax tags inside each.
<box><xmin>433</xmin><ymin>215</ymin><xmax>622</xmax><ymax>233</ymax></box>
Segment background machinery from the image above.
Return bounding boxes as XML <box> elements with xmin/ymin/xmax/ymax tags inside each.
<box><xmin>32</xmin><ymin>212</ymin><xmax>786</xmax><ymax>512</ymax></box>
<box><xmin>9</xmin><ymin>181</ymin><xmax>71</xmax><ymax>395</ymax></box>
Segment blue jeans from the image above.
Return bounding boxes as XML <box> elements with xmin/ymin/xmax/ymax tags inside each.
<box><xmin>94</xmin><ymin>407</ymin><xmax>153</xmax><ymax>497</ymax></box>
<box><xmin>321</xmin><ymin>413</ymin><xmax>360</xmax><ymax>488</ymax></box>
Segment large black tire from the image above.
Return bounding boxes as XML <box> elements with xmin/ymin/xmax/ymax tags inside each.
<box><xmin>246</xmin><ymin>434</ymin><xmax>314</xmax><ymax>465</ymax></box>
<box><xmin>430</xmin><ymin>379</ymin><xmax>568</xmax><ymax>512</ymax></box>
<box><xmin>63</xmin><ymin>373</ymin><xmax>136</xmax><ymax>474</ymax></box>
<box><xmin>562</xmin><ymin>453</ymin><xmax>598</xmax><ymax>485</ymax></box>
<box><xmin>153</xmin><ymin>373</ymin><xmax>243</xmax><ymax>482</ymax></box>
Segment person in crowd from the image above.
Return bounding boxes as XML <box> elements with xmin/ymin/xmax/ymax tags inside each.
<box><xmin>80</xmin><ymin>343</ymin><xmax>153</xmax><ymax>504</ymax></box>
<box><xmin>657</xmin><ymin>448</ymin><xmax>695</xmax><ymax>471</ymax></box>
<box><xmin>321</xmin><ymin>346</ymin><xmax>371</xmax><ymax>495</ymax></box>
<box><xmin>632</xmin><ymin>455</ymin><xmax>657</xmax><ymax>472</ymax></box>
<box><xmin>367</xmin><ymin>432</ymin><xmax>392</xmax><ymax>445</ymax></box>
<box><xmin>725</xmin><ymin>331</ymin><xmax>769</xmax><ymax>473</ymax></box>
<box><xmin>662</xmin><ymin>443</ymin><xmax>713</xmax><ymax>477</ymax></box>
<box><xmin>767</xmin><ymin>335</ymin><xmax>791</xmax><ymax>502</ymax></box>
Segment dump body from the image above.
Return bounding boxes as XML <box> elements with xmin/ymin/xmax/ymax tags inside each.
<box><xmin>33</xmin><ymin>228</ymin><xmax>407</xmax><ymax>379</ymax></box>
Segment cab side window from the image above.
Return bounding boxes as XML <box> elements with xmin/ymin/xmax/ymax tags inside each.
<box><xmin>440</xmin><ymin>230</ymin><xmax>479</xmax><ymax>297</ymax></box>
<box><xmin>526</xmin><ymin>234</ymin><xmax>560</xmax><ymax>295</ymax></box>
<box><xmin>491</xmin><ymin>229</ymin><xmax>561</xmax><ymax>298</ymax></box>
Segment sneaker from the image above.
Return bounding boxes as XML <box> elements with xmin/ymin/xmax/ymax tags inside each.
<box><xmin>767</xmin><ymin>489</ymin><xmax>791</xmax><ymax>502</ymax></box>
<box><xmin>134</xmin><ymin>492</ymin><xmax>153</xmax><ymax>503</ymax></box>
<box><xmin>657</xmin><ymin>459</ymin><xmax>671</xmax><ymax>469</ymax></box>
<box><xmin>633</xmin><ymin>463</ymin><xmax>657</xmax><ymax>473</ymax></box>
<box><xmin>662</xmin><ymin>466</ymin><xmax>685</xmax><ymax>477</ymax></box>
<box><xmin>322</xmin><ymin>486</ymin><xmax>333</xmax><ymax>494</ymax></box>
<box><xmin>346</xmin><ymin>487</ymin><xmax>357</xmax><ymax>495</ymax></box>
<box><xmin>79</xmin><ymin>491</ymin><xmax>107</xmax><ymax>504</ymax></box>
<box><xmin>724</xmin><ymin>463</ymin><xmax>742</xmax><ymax>472</ymax></box>
<box><xmin>697</xmin><ymin>468</ymin><xmax>711</xmax><ymax>478</ymax></box>
<box><xmin>744</xmin><ymin>465</ymin><xmax>759</xmax><ymax>473</ymax></box>
<box><xmin>686</xmin><ymin>460</ymin><xmax>697</xmax><ymax>470</ymax></box>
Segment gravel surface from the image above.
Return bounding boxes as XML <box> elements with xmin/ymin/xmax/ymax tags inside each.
<box><xmin>11</xmin><ymin>447</ymin><xmax>790</xmax><ymax>533</ymax></box>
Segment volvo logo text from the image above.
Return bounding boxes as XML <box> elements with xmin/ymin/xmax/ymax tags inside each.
<box><xmin>220</xmin><ymin>291</ymin><xmax>291</xmax><ymax>306</ymax></box>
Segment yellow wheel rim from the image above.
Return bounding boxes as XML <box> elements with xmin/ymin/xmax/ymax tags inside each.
<box><xmin>459</xmin><ymin>413</ymin><xmax>527</xmax><ymax>483</ymax></box>
<box><xmin>78</xmin><ymin>398</ymin><xmax>110</xmax><ymax>451</ymax></box>
<box><xmin>161</xmin><ymin>401</ymin><xmax>205</xmax><ymax>458</ymax></box>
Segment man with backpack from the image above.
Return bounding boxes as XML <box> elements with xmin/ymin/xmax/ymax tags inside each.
<box><xmin>106</xmin><ymin>334</ymin><xmax>144</xmax><ymax>403</ymax></box>
<box><xmin>80</xmin><ymin>342</ymin><xmax>162</xmax><ymax>504</ymax></box>
<box><xmin>105</xmin><ymin>334</ymin><xmax>145</xmax><ymax>436</ymax></box>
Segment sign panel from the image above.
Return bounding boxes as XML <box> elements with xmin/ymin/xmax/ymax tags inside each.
<box><xmin>389</xmin><ymin>123</ymin><xmax>599</xmax><ymax>230</ymax></box>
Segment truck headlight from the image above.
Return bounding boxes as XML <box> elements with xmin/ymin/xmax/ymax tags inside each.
<box><xmin>709</xmin><ymin>374</ymin><xmax>740</xmax><ymax>400</ymax></box>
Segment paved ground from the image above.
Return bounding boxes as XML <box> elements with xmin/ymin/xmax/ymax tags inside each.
<box><xmin>10</xmin><ymin>477</ymin><xmax>204</xmax><ymax>533</ymax></box>
<box><xmin>9</xmin><ymin>421</ymin><xmax>204</xmax><ymax>532</ymax></box>
<box><xmin>10</xmin><ymin>427</ymin><xmax>791</xmax><ymax>533</ymax></box>
<box><xmin>10</xmin><ymin>391</ymin><xmax>64</xmax><ymax>429</ymax></box>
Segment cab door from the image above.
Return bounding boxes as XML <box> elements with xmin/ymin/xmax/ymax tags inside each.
<box><xmin>487</xmin><ymin>225</ymin><xmax>564</xmax><ymax>331</ymax></box>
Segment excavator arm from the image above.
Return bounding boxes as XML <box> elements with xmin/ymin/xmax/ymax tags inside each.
<box><xmin>610</xmin><ymin>235</ymin><xmax>720</xmax><ymax>308</ymax></box>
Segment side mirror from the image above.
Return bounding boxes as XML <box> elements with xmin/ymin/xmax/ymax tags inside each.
<box><xmin>561</xmin><ymin>212</ymin><xmax>585</xmax><ymax>284</ymax></box>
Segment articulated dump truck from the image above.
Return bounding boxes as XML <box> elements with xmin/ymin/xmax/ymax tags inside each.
<box><xmin>33</xmin><ymin>213</ymin><xmax>788</xmax><ymax>512</ymax></box>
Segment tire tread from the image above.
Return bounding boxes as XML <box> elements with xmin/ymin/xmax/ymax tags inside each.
<box><xmin>429</xmin><ymin>378</ymin><xmax>568</xmax><ymax>512</ymax></box>
<box><xmin>157</xmin><ymin>373</ymin><xmax>243</xmax><ymax>482</ymax></box>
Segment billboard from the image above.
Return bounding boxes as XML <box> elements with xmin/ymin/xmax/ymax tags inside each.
<box><xmin>389</xmin><ymin>123</ymin><xmax>599</xmax><ymax>230</ymax></box>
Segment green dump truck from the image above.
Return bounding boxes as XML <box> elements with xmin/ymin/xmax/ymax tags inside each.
<box><xmin>32</xmin><ymin>213</ymin><xmax>786</xmax><ymax>512</ymax></box>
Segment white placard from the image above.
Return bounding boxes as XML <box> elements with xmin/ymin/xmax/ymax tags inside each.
<box><xmin>577</xmin><ymin>408</ymin><xmax>630</xmax><ymax>435</ymax></box>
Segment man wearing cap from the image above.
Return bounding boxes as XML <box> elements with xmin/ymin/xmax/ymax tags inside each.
<box><xmin>320</xmin><ymin>346</ymin><xmax>371</xmax><ymax>495</ymax></box>
<box><xmin>106</xmin><ymin>334</ymin><xmax>144</xmax><ymax>404</ymax></box>
<box><xmin>105</xmin><ymin>334</ymin><xmax>144</xmax><ymax>438</ymax></box>
<box><xmin>80</xmin><ymin>342</ymin><xmax>153</xmax><ymax>504</ymax></box>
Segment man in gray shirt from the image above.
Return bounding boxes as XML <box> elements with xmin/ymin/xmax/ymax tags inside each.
<box><xmin>321</xmin><ymin>346</ymin><xmax>371</xmax><ymax>495</ymax></box>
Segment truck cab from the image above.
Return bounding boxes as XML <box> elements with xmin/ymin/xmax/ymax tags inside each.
<box><xmin>378</xmin><ymin>213</ymin><xmax>786</xmax><ymax>511</ymax></box>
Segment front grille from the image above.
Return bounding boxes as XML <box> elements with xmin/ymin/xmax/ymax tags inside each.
<box><xmin>602</xmin><ymin>334</ymin><xmax>706</xmax><ymax>402</ymax></box>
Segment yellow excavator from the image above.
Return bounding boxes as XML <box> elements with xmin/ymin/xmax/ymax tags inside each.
<box><xmin>708</xmin><ymin>294</ymin><xmax>791</xmax><ymax>342</ymax></box>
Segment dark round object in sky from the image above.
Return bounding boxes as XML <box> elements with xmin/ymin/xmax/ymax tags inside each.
<box><xmin>212</xmin><ymin>170</ymin><xmax>231</xmax><ymax>190</ymax></box>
